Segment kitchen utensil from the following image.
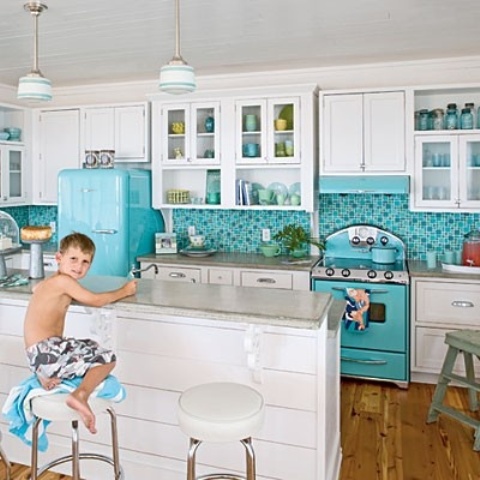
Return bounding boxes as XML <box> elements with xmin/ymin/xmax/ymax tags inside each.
<box><xmin>4</xmin><ymin>127</ymin><xmax>21</xmax><ymax>141</ymax></box>
<box><xmin>204</xmin><ymin>116</ymin><xmax>214</xmax><ymax>133</ymax></box>
<box><xmin>462</xmin><ymin>228</ymin><xmax>480</xmax><ymax>266</ymax></box>
<box><xmin>290</xmin><ymin>193</ymin><xmax>301</xmax><ymax>206</ymax></box>
<box><xmin>258</xmin><ymin>189</ymin><xmax>274</xmax><ymax>205</ymax></box>
<box><xmin>442</xmin><ymin>263</ymin><xmax>480</xmax><ymax>274</ymax></box>
<box><xmin>244</xmin><ymin>114</ymin><xmax>258</xmax><ymax>132</ymax></box>
<box><xmin>171</xmin><ymin>122</ymin><xmax>185</xmax><ymax>134</ymax></box>
<box><xmin>267</xmin><ymin>182</ymin><xmax>288</xmax><ymax>199</ymax></box>
<box><xmin>189</xmin><ymin>235</ymin><xmax>206</xmax><ymax>248</ymax></box>
<box><xmin>0</xmin><ymin>132</ymin><xmax>10</xmax><ymax>141</ymax></box>
<box><xmin>274</xmin><ymin>118</ymin><xmax>287</xmax><ymax>130</ymax></box>
<box><xmin>371</xmin><ymin>246</ymin><xmax>397</xmax><ymax>264</ymax></box>
<box><xmin>260</xmin><ymin>243</ymin><xmax>281</xmax><ymax>257</ymax></box>
<box><xmin>279</xmin><ymin>105</ymin><xmax>294</xmax><ymax>129</ymax></box>
<box><xmin>426</xmin><ymin>251</ymin><xmax>437</xmax><ymax>269</ymax></box>
<box><xmin>243</xmin><ymin>143</ymin><xmax>259</xmax><ymax>157</ymax></box>
<box><xmin>180</xmin><ymin>247</ymin><xmax>217</xmax><ymax>258</ymax></box>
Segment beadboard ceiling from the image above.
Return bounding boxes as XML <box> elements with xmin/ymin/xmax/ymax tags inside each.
<box><xmin>1</xmin><ymin>0</ymin><xmax>480</xmax><ymax>89</ymax></box>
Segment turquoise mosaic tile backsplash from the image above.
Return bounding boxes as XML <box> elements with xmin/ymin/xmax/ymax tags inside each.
<box><xmin>3</xmin><ymin>198</ymin><xmax>479</xmax><ymax>260</ymax></box>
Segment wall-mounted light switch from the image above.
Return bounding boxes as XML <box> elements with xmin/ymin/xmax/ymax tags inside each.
<box><xmin>262</xmin><ymin>228</ymin><xmax>271</xmax><ymax>242</ymax></box>
<box><xmin>188</xmin><ymin>225</ymin><xmax>196</xmax><ymax>236</ymax></box>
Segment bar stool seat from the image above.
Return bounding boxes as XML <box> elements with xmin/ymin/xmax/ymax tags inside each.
<box><xmin>427</xmin><ymin>330</ymin><xmax>480</xmax><ymax>451</ymax></box>
<box><xmin>30</xmin><ymin>393</ymin><xmax>123</xmax><ymax>480</ymax></box>
<box><xmin>0</xmin><ymin>429</ymin><xmax>12</xmax><ymax>480</ymax></box>
<box><xmin>177</xmin><ymin>382</ymin><xmax>265</xmax><ymax>480</ymax></box>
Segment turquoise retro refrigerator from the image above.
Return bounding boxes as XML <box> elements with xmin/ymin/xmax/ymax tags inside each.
<box><xmin>57</xmin><ymin>169</ymin><xmax>164</xmax><ymax>276</ymax></box>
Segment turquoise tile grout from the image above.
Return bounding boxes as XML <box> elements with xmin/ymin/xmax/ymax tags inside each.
<box><xmin>3</xmin><ymin>197</ymin><xmax>479</xmax><ymax>260</ymax></box>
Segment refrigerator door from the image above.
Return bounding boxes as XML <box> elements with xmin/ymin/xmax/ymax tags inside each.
<box><xmin>58</xmin><ymin>169</ymin><xmax>129</xmax><ymax>276</ymax></box>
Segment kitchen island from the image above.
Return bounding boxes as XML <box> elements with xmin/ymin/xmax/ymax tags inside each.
<box><xmin>0</xmin><ymin>275</ymin><xmax>342</xmax><ymax>480</ymax></box>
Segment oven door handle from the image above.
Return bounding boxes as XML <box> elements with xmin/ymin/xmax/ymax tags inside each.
<box><xmin>331</xmin><ymin>287</ymin><xmax>389</xmax><ymax>295</ymax></box>
<box><xmin>341</xmin><ymin>356</ymin><xmax>387</xmax><ymax>365</ymax></box>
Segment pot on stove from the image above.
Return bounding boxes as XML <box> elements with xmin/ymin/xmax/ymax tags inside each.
<box><xmin>371</xmin><ymin>246</ymin><xmax>397</xmax><ymax>264</ymax></box>
<box><xmin>462</xmin><ymin>228</ymin><xmax>480</xmax><ymax>266</ymax></box>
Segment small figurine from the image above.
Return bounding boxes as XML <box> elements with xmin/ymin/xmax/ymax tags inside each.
<box><xmin>174</xmin><ymin>147</ymin><xmax>183</xmax><ymax>159</ymax></box>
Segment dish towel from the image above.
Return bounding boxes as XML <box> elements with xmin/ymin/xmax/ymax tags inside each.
<box><xmin>343</xmin><ymin>288</ymin><xmax>370</xmax><ymax>331</ymax></box>
<box><xmin>1</xmin><ymin>374</ymin><xmax>126</xmax><ymax>452</ymax></box>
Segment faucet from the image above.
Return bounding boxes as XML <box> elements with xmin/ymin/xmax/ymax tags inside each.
<box><xmin>129</xmin><ymin>263</ymin><xmax>158</xmax><ymax>277</ymax></box>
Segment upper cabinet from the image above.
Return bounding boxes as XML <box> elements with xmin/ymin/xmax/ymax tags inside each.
<box><xmin>0</xmin><ymin>144</ymin><xmax>25</xmax><ymax>205</ymax></box>
<box><xmin>0</xmin><ymin>103</ymin><xmax>28</xmax><ymax>206</ymax></box>
<box><xmin>411</xmin><ymin>85</ymin><xmax>480</xmax><ymax>212</ymax></box>
<box><xmin>321</xmin><ymin>90</ymin><xmax>406</xmax><ymax>174</ymax></box>
<box><xmin>83</xmin><ymin>103</ymin><xmax>150</xmax><ymax>163</ymax></box>
<box><xmin>33</xmin><ymin>109</ymin><xmax>80</xmax><ymax>204</ymax></box>
<box><xmin>151</xmin><ymin>85</ymin><xmax>318</xmax><ymax>212</ymax></box>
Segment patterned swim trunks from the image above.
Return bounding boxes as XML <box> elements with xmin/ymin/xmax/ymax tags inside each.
<box><xmin>26</xmin><ymin>336</ymin><xmax>116</xmax><ymax>380</ymax></box>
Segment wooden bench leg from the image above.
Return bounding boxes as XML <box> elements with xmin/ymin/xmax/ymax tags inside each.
<box><xmin>427</xmin><ymin>345</ymin><xmax>459</xmax><ymax>423</ymax></box>
<box><xmin>463</xmin><ymin>351</ymin><xmax>479</xmax><ymax>412</ymax></box>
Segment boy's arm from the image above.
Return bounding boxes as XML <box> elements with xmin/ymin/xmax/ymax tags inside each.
<box><xmin>59</xmin><ymin>275</ymin><xmax>137</xmax><ymax>307</ymax></box>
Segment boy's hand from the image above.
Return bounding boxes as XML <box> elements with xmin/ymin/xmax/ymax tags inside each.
<box><xmin>123</xmin><ymin>279</ymin><xmax>137</xmax><ymax>297</ymax></box>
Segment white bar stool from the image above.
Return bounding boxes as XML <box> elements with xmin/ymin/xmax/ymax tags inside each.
<box><xmin>177</xmin><ymin>382</ymin><xmax>265</xmax><ymax>480</ymax></box>
<box><xmin>0</xmin><ymin>429</ymin><xmax>12</xmax><ymax>480</ymax></box>
<box><xmin>29</xmin><ymin>393</ymin><xmax>123</xmax><ymax>480</ymax></box>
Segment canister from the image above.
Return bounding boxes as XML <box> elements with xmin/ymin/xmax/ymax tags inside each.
<box><xmin>418</xmin><ymin>109</ymin><xmax>429</xmax><ymax>131</ymax></box>
<box><xmin>431</xmin><ymin>109</ymin><xmax>444</xmax><ymax>130</ymax></box>
<box><xmin>460</xmin><ymin>108</ymin><xmax>474</xmax><ymax>129</ymax></box>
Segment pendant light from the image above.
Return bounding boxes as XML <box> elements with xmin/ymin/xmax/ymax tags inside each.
<box><xmin>17</xmin><ymin>2</ymin><xmax>52</xmax><ymax>102</ymax></box>
<box><xmin>159</xmin><ymin>0</ymin><xmax>196</xmax><ymax>95</ymax></box>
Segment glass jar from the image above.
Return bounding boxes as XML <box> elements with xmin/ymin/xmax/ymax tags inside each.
<box><xmin>462</xmin><ymin>229</ymin><xmax>480</xmax><ymax>266</ymax></box>
<box><xmin>477</xmin><ymin>106</ymin><xmax>480</xmax><ymax>129</ymax></box>
<box><xmin>431</xmin><ymin>109</ymin><xmax>444</xmax><ymax>130</ymax></box>
<box><xmin>460</xmin><ymin>108</ymin><xmax>474</xmax><ymax>129</ymax></box>
<box><xmin>418</xmin><ymin>109</ymin><xmax>429</xmax><ymax>131</ymax></box>
<box><xmin>445</xmin><ymin>107</ymin><xmax>458</xmax><ymax>130</ymax></box>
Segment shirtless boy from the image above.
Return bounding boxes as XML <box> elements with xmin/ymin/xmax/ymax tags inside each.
<box><xmin>24</xmin><ymin>232</ymin><xmax>137</xmax><ymax>434</ymax></box>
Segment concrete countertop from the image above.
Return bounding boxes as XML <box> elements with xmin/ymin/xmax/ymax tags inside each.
<box><xmin>408</xmin><ymin>259</ymin><xmax>480</xmax><ymax>281</ymax></box>
<box><xmin>137</xmin><ymin>252</ymin><xmax>320</xmax><ymax>272</ymax></box>
<box><xmin>0</xmin><ymin>271</ymin><xmax>333</xmax><ymax>330</ymax></box>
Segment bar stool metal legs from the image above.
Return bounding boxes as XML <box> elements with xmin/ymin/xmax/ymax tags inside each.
<box><xmin>29</xmin><ymin>406</ymin><xmax>123</xmax><ymax>479</ymax></box>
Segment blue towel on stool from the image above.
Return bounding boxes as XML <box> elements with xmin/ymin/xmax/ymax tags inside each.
<box><xmin>1</xmin><ymin>374</ymin><xmax>126</xmax><ymax>452</ymax></box>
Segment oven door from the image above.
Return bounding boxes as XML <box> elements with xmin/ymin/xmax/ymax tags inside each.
<box><xmin>311</xmin><ymin>279</ymin><xmax>408</xmax><ymax>353</ymax></box>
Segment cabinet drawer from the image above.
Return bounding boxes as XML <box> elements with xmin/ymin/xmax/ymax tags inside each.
<box><xmin>208</xmin><ymin>268</ymin><xmax>233</xmax><ymax>285</ymax></box>
<box><xmin>415</xmin><ymin>327</ymin><xmax>480</xmax><ymax>374</ymax></box>
<box><xmin>415</xmin><ymin>281</ymin><xmax>480</xmax><ymax>326</ymax></box>
<box><xmin>241</xmin><ymin>271</ymin><xmax>293</xmax><ymax>290</ymax></box>
<box><xmin>156</xmin><ymin>266</ymin><xmax>201</xmax><ymax>283</ymax></box>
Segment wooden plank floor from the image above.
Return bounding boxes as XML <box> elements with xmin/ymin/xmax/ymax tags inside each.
<box><xmin>1</xmin><ymin>380</ymin><xmax>480</xmax><ymax>480</ymax></box>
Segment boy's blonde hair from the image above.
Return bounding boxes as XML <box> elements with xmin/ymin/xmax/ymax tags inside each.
<box><xmin>59</xmin><ymin>232</ymin><xmax>96</xmax><ymax>260</ymax></box>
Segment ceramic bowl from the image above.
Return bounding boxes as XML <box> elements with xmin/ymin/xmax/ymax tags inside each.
<box><xmin>189</xmin><ymin>235</ymin><xmax>206</xmax><ymax>248</ymax></box>
<box><xmin>0</xmin><ymin>132</ymin><xmax>10</xmax><ymax>141</ymax></box>
<box><xmin>4</xmin><ymin>127</ymin><xmax>21</xmax><ymax>140</ymax></box>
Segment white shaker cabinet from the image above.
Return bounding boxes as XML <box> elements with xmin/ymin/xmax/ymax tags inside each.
<box><xmin>0</xmin><ymin>143</ymin><xmax>26</xmax><ymax>205</ymax></box>
<box><xmin>411</xmin><ymin>277</ymin><xmax>480</xmax><ymax>383</ymax></box>
<box><xmin>83</xmin><ymin>103</ymin><xmax>149</xmax><ymax>162</ymax></box>
<box><xmin>33</xmin><ymin>109</ymin><xmax>80</xmax><ymax>204</ymax></box>
<box><xmin>321</xmin><ymin>90</ymin><xmax>406</xmax><ymax>173</ymax></box>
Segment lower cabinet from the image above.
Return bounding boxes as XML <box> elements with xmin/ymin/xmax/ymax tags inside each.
<box><xmin>139</xmin><ymin>261</ymin><xmax>310</xmax><ymax>291</ymax></box>
<box><xmin>411</xmin><ymin>277</ymin><xmax>480</xmax><ymax>381</ymax></box>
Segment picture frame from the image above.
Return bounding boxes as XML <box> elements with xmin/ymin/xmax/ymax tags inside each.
<box><xmin>155</xmin><ymin>233</ymin><xmax>177</xmax><ymax>254</ymax></box>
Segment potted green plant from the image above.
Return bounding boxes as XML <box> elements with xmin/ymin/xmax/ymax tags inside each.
<box><xmin>273</xmin><ymin>224</ymin><xmax>324</xmax><ymax>258</ymax></box>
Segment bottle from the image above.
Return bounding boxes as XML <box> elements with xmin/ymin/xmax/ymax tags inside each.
<box><xmin>419</xmin><ymin>109</ymin><xmax>429</xmax><ymax>131</ymax></box>
<box><xmin>431</xmin><ymin>109</ymin><xmax>444</xmax><ymax>130</ymax></box>
<box><xmin>460</xmin><ymin>108</ymin><xmax>474</xmax><ymax>129</ymax></box>
<box><xmin>445</xmin><ymin>104</ymin><xmax>458</xmax><ymax>130</ymax></box>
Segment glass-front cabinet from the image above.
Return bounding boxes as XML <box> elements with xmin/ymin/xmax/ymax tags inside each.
<box><xmin>161</xmin><ymin>102</ymin><xmax>220</xmax><ymax>166</ymax></box>
<box><xmin>235</xmin><ymin>97</ymin><xmax>300</xmax><ymax>165</ymax></box>
<box><xmin>0</xmin><ymin>144</ymin><xmax>25</xmax><ymax>204</ymax></box>
<box><xmin>151</xmin><ymin>86</ymin><xmax>318</xmax><ymax>212</ymax></box>
<box><xmin>414</xmin><ymin>134</ymin><xmax>480</xmax><ymax>210</ymax></box>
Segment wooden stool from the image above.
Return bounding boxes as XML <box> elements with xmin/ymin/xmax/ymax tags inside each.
<box><xmin>427</xmin><ymin>330</ymin><xmax>480</xmax><ymax>450</ymax></box>
<box><xmin>29</xmin><ymin>394</ymin><xmax>123</xmax><ymax>480</ymax></box>
<box><xmin>0</xmin><ymin>429</ymin><xmax>12</xmax><ymax>480</ymax></box>
<box><xmin>177</xmin><ymin>382</ymin><xmax>265</xmax><ymax>480</ymax></box>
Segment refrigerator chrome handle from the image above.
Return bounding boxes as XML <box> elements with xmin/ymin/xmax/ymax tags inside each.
<box><xmin>91</xmin><ymin>229</ymin><xmax>118</xmax><ymax>234</ymax></box>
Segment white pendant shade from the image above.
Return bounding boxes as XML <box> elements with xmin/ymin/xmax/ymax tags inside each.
<box><xmin>18</xmin><ymin>72</ymin><xmax>52</xmax><ymax>101</ymax></box>
<box><xmin>18</xmin><ymin>2</ymin><xmax>52</xmax><ymax>102</ymax></box>
<box><xmin>159</xmin><ymin>62</ymin><xmax>196</xmax><ymax>95</ymax></box>
<box><xmin>159</xmin><ymin>0</ymin><xmax>196</xmax><ymax>95</ymax></box>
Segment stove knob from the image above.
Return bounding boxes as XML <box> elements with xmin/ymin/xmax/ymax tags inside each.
<box><xmin>351</xmin><ymin>236</ymin><xmax>360</xmax><ymax>245</ymax></box>
<box><xmin>341</xmin><ymin>269</ymin><xmax>351</xmax><ymax>278</ymax></box>
<box><xmin>367</xmin><ymin>270</ymin><xmax>377</xmax><ymax>279</ymax></box>
<box><xmin>384</xmin><ymin>271</ymin><xmax>394</xmax><ymax>280</ymax></box>
<box><xmin>325</xmin><ymin>268</ymin><xmax>335</xmax><ymax>277</ymax></box>
<box><xmin>380</xmin><ymin>236</ymin><xmax>389</xmax><ymax>245</ymax></box>
<box><xmin>366</xmin><ymin>236</ymin><xmax>375</xmax><ymax>245</ymax></box>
